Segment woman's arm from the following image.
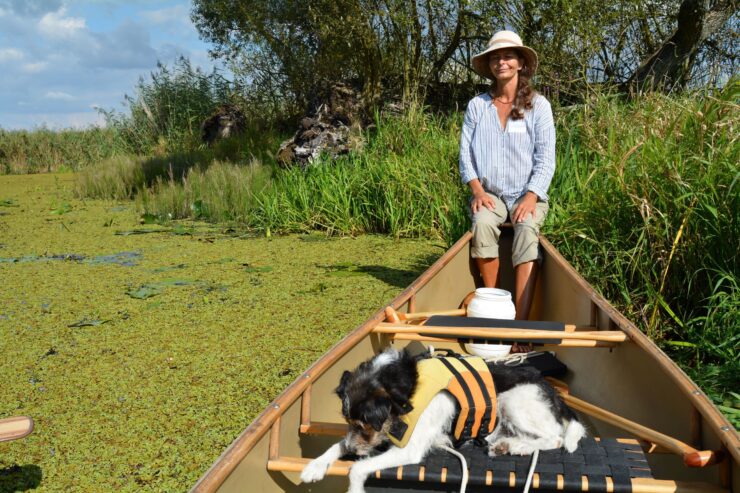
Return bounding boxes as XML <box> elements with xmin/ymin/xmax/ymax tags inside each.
<box><xmin>460</xmin><ymin>98</ymin><xmax>495</xmax><ymax>213</ymax></box>
<box><xmin>527</xmin><ymin>96</ymin><xmax>556</xmax><ymax>201</ymax></box>
<box><xmin>512</xmin><ymin>97</ymin><xmax>555</xmax><ymax>222</ymax></box>
<box><xmin>459</xmin><ymin>98</ymin><xmax>480</xmax><ymax>186</ymax></box>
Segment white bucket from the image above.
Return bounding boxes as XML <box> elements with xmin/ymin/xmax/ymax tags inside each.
<box><xmin>466</xmin><ymin>288</ymin><xmax>516</xmax><ymax>358</ymax></box>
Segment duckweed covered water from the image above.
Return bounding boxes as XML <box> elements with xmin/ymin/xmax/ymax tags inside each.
<box><xmin>0</xmin><ymin>174</ymin><xmax>443</xmax><ymax>492</ymax></box>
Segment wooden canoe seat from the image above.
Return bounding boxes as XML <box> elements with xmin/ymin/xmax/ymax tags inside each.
<box><xmin>366</xmin><ymin>437</ymin><xmax>654</xmax><ymax>492</ymax></box>
<box><xmin>425</xmin><ymin>315</ymin><xmax>572</xmax><ymax>344</ymax></box>
<box><xmin>269</xmin><ymin>438</ymin><xmax>728</xmax><ymax>492</ymax></box>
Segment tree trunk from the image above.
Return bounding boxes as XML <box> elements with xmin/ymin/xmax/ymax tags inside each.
<box><xmin>627</xmin><ymin>0</ymin><xmax>736</xmax><ymax>92</ymax></box>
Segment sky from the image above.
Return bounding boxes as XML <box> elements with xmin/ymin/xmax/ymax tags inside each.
<box><xmin>0</xmin><ymin>0</ymin><xmax>224</xmax><ymax>130</ymax></box>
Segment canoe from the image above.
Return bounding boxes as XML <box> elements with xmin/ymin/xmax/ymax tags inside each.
<box><xmin>191</xmin><ymin>231</ymin><xmax>739</xmax><ymax>493</ymax></box>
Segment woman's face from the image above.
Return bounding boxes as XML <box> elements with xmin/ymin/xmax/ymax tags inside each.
<box><xmin>488</xmin><ymin>48</ymin><xmax>523</xmax><ymax>82</ymax></box>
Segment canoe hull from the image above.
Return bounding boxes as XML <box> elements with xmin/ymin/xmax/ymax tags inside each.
<box><xmin>193</xmin><ymin>232</ymin><xmax>739</xmax><ymax>493</ymax></box>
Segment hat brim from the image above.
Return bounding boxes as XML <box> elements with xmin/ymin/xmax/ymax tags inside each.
<box><xmin>472</xmin><ymin>45</ymin><xmax>538</xmax><ymax>80</ymax></box>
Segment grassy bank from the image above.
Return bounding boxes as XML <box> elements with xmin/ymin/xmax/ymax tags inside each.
<box><xmin>71</xmin><ymin>84</ymin><xmax>739</xmax><ymax>422</ymax></box>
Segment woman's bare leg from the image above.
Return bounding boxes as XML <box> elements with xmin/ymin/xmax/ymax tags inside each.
<box><xmin>514</xmin><ymin>261</ymin><xmax>538</xmax><ymax>320</ymax></box>
<box><xmin>476</xmin><ymin>257</ymin><xmax>500</xmax><ymax>288</ymax></box>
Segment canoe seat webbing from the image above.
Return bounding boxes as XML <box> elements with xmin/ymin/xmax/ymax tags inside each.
<box><xmin>366</xmin><ymin>437</ymin><xmax>652</xmax><ymax>492</ymax></box>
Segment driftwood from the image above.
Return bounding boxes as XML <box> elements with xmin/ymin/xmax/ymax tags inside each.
<box><xmin>201</xmin><ymin>105</ymin><xmax>247</xmax><ymax>146</ymax></box>
<box><xmin>277</xmin><ymin>83</ymin><xmax>364</xmax><ymax>167</ymax></box>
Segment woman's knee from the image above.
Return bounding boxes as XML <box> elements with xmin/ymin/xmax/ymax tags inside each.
<box><xmin>512</xmin><ymin>224</ymin><xmax>540</xmax><ymax>265</ymax></box>
<box><xmin>471</xmin><ymin>214</ymin><xmax>503</xmax><ymax>258</ymax></box>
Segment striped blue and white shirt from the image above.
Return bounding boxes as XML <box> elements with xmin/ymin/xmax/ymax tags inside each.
<box><xmin>459</xmin><ymin>92</ymin><xmax>556</xmax><ymax>208</ymax></box>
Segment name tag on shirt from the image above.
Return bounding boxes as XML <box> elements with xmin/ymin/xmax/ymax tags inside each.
<box><xmin>508</xmin><ymin>120</ymin><xmax>526</xmax><ymax>133</ymax></box>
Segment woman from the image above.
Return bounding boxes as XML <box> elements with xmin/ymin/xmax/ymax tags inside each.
<box><xmin>459</xmin><ymin>30</ymin><xmax>555</xmax><ymax>320</ymax></box>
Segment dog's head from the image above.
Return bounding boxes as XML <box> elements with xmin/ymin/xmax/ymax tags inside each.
<box><xmin>335</xmin><ymin>349</ymin><xmax>418</xmax><ymax>455</ymax></box>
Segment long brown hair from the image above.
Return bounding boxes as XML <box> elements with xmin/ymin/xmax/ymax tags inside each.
<box><xmin>489</xmin><ymin>51</ymin><xmax>535</xmax><ymax>120</ymax></box>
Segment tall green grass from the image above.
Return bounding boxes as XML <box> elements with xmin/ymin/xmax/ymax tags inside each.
<box><xmin>137</xmin><ymin>159</ymin><xmax>272</xmax><ymax>221</ymax></box>
<box><xmin>0</xmin><ymin>127</ymin><xmax>120</xmax><ymax>174</ymax></box>
<box><xmin>547</xmin><ymin>83</ymin><xmax>739</xmax><ymax>414</ymax></box>
<box><xmin>102</xmin><ymin>57</ymin><xmax>236</xmax><ymax>154</ymax></box>
<box><xmin>75</xmin><ymin>126</ymin><xmax>284</xmax><ymax>200</ymax></box>
<box><xmin>126</xmin><ymin>105</ymin><xmax>467</xmax><ymax>238</ymax></box>
<box><xmin>254</xmin><ymin>106</ymin><xmax>468</xmax><ymax>238</ymax></box>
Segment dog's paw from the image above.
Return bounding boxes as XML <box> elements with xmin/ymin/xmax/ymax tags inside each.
<box><xmin>488</xmin><ymin>440</ymin><xmax>509</xmax><ymax>457</ymax></box>
<box><xmin>347</xmin><ymin>467</ymin><xmax>368</xmax><ymax>493</ymax></box>
<box><xmin>506</xmin><ymin>441</ymin><xmax>536</xmax><ymax>456</ymax></box>
<box><xmin>300</xmin><ymin>459</ymin><xmax>329</xmax><ymax>483</ymax></box>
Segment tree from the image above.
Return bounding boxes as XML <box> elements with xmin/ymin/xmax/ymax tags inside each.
<box><xmin>191</xmin><ymin>0</ymin><xmax>738</xmax><ymax>112</ymax></box>
<box><xmin>627</xmin><ymin>0</ymin><xmax>738</xmax><ymax>91</ymax></box>
<box><xmin>192</xmin><ymin>0</ymin><xmax>493</xmax><ymax>108</ymax></box>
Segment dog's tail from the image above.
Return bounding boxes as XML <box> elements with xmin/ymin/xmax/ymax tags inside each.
<box><xmin>562</xmin><ymin>419</ymin><xmax>586</xmax><ymax>453</ymax></box>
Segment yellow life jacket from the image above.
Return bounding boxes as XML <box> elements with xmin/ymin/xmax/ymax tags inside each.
<box><xmin>388</xmin><ymin>355</ymin><xmax>496</xmax><ymax>448</ymax></box>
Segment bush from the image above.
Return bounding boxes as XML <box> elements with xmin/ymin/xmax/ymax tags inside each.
<box><xmin>102</xmin><ymin>57</ymin><xmax>240</xmax><ymax>154</ymax></box>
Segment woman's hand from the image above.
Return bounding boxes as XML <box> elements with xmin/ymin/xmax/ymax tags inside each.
<box><xmin>512</xmin><ymin>192</ymin><xmax>538</xmax><ymax>223</ymax></box>
<box><xmin>471</xmin><ymin>191</ymin><xmax>495</xmax><ymax>214</ymax></box>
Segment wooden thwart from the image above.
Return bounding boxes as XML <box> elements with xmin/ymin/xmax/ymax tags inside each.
<box><xmin>299</xmin><ymin>422</ymin><xmax>347</xmax><ymax>437</ymax></box>
<box><xmin>397</xmin><ymin>307</ymin><xmax>467</xmax><ymax>321</ymax></box>
<box><xmin>374</xmin><ymin>322</ymin><xmax>628</xmax><ymax>343</ymax></box>
<box><xmin>387</xmin><ymin>332</ymin><xmax>618</xmax><ymax>347</ymax></box>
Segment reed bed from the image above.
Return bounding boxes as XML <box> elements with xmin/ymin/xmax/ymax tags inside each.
<box><xmin>0</xmin><ymin>127</ymin><xmax>121</xmax><ymax>174</ymax></box>
<box><xmin>547</xmin><ymin>84</ymin><xmax>739</xmax><ymax>415</ymax></box>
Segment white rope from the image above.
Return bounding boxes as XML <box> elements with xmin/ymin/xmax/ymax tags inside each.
<box><xmin>438</xmin><ymin>445</ymin><xmax>469</xmax><ymax>493</ymax></box>
<box><xmin>483</xmin><ymin>350</ymin><xmax>533</xmax><ymax>365</ymax></box>
<box><xmin>523</xmin><ymin>449</ymin><xmax>539</xmax><ymax>493</ymax></box>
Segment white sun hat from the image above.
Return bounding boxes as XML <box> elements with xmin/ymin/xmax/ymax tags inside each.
<box><xmin>471</xmin><ymin>30</ymin><xmax>538</xmax><ymax>80</ymax></box>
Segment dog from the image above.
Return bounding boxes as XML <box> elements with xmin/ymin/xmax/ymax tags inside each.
<box><xmin>300</xmin><ymin>348</ymin><xmax>586</xmax><ymax>493</ymax></box>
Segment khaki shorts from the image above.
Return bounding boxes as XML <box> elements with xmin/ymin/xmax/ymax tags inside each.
<box><xmin>470</xmin><ymin>193</ymin><xmax>549</xmax><ymax>266</ymax></box>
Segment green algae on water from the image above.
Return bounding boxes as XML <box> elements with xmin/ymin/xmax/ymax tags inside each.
<box><xmin>0</xmin><ymin>173</ymin><xmax>443</xmax><ymax>493</ymax></box>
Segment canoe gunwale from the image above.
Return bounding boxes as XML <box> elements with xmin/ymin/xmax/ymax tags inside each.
<box><xmin>191</xmin><ymin>232</ymin><xmax>739</xmax><ymax>492</ymax></box>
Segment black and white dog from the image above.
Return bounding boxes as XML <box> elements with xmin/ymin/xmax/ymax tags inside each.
<box><xmin>301</xmin><ymin>348</ymin><xmax>586</xmax><ymax>493</ymax></box>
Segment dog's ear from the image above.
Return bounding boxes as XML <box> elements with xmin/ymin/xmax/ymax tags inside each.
<box><xmin>361</xmin><ymin>398</ymin><xmax>392</xmax><ymax>432</ymax></box>
<box><xmin>335</xmin><ymin>370</ymin><xmax>352</xmax><ymax>398</ymax></box>
<box><xmin>377</xmin><ymin>350</ymin><xmax>417</xmax><ymax>415</ymax></box>
<box><xmin>387</xmin><ymin>389</ymin><xmax>414</xmax><ymax>415</ymax></box>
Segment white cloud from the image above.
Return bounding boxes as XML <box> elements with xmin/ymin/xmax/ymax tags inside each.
<box><xmin>0</xmin><ymin>47</ymin><xmax>23</xmax><ymax>61</ymax></box>
<box><xmin>140</xmin><ymin>4</ymin><xmax>188</xmax><ymax>25</ymax></box>
<box><xmin>38</xmin><ymin>7</ymin><xmax>85</xmax><ymax>38</ymax></box>
<box><xmin>0</xmin><ymin>1</ymin><xmax>223</xmax><ymax>130</ymax></box>
<box><xmin>21</xmin><ymin>61</ymin><xmax>48</xmax><ymax>73</ymax></box>
<box><xmin>45</xmin><ymin>90</ymin><xmax>74</xmax><ymax>100</ymax></box>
